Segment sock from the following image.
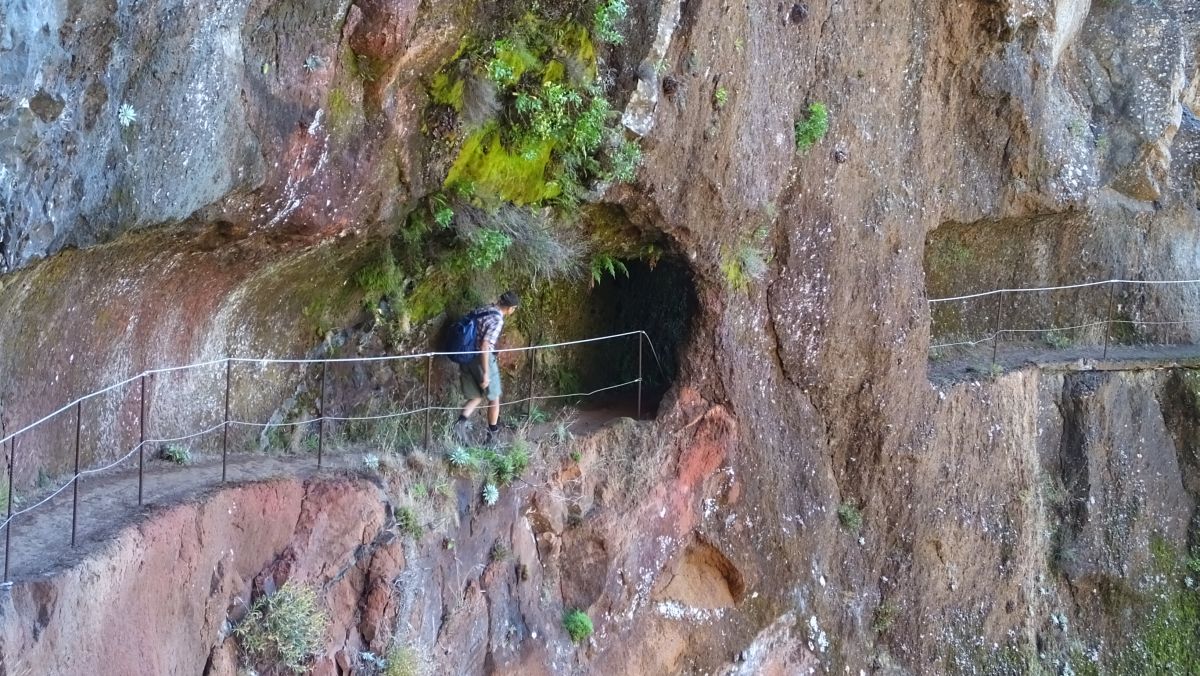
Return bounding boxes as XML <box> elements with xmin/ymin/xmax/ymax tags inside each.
<box><xmin>458</xmin><ymin>414</ymin><xmax>469</xmax><ymax>423</ymax></box>
<box><xmin>488</xmin><ymin>424</ymin><xmax>499</xmax><ymax>432</ymax></box>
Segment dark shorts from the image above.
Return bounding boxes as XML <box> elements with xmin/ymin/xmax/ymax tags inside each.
<box><xmin>460</xmin><ymin>356</ymin><xmax>502</xmax><ymax>401</ymax></box>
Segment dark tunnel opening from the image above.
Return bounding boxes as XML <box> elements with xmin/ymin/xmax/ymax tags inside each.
<box><xmin>574</xmin><ymin>255</ymin><xmax>698</xmax><ymax>418</ymax></box>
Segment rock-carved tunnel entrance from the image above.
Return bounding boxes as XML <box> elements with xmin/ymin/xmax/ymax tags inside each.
<box><xmin>564</xmin><ymin>255</ymin><xmax>697</xmax><ymax>418</ymax></box>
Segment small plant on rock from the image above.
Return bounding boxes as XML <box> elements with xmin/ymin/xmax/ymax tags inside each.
<box><xmin>553</xmin><ymin>422</ymin><xmax>574</xmax><ymax>445</ymax></box>
<box><xmin>794</xmin><ymin>102</ymin><xmax>829</xmax><ymax>152</ymax></box>
<box><xmin>482</xmin><ymin>483</ymin><xmax>500</xmax><ymax>506</ymax></box>
<box><xmin>118</xmin><ymin>103</ymin><xmax>138</xmax><ymax>128</ymax></box>
<box><xmin>604</xmin><ymin>139</ymin><xmax>642</xmax><ymax>183</ymax></box>
<box><xmin>563</xmin><ymin>608</ymin><xmax>594</xmax><ymax>643</ymax></box>
<box><xmin>384</xmin><ymin>645</ymin><xmax>425</xmax><ymax>676</ymax></box>
<box><xmin>507</xmin><ymin>442</ymin><xmax>531</xmax><ymax>477</ymax></box>
<box><xmin>714</xmin><ymin>86</ymin><xmax>729</xmax><ymax>109</ymax></box>
<box><xmin>448</xmin><ymin>447</ymin><xmax>479</xmax><ymax>474</ymax></box>
<box><xmin>720</xmin><ymin>225</ymin><xmax>770</xmax><ymax>293</ymax></box>
<box><xmin>235</xmin><ymin>582</ymin><xmax>330</xmax><ymax>673</ymax></box>
<box><xmin>837</xmin><ymin>502</ymin><xmax>863</xmax><ymax>532</ymax></box>
<box><xmin>873</xmin><ymin>600</ymin><xmax>899</xmax><ymax>633</ymax></box>
<box><xmin>490</xmin><ymin>540</ymin><xmax>511</xmax><ymax>562</ymax></box>
<box><xmin>395</xmin><ymin>506</ymin><xmax>423</xmax><ymax>539</ymax></box>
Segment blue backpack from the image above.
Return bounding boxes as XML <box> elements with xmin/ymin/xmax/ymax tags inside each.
<box><xmin>444</xmin><ymin>308</ymin><xmax>499</xmax><ymax>364</ymax></box>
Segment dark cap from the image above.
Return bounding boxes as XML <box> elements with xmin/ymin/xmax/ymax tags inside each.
<box><xmin>498</xmin><ymin>290</ymin><xmax>521</xmax><ymax>308</ymax></box>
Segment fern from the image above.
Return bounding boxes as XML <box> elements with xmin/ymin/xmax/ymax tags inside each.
<box><xmin>589</xmin><ymin>254</ymin><xmax>629</xmax><ymax>286</ymax></box>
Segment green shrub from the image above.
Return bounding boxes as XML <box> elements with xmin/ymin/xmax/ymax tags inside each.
<box><xmin>161</xmin><ymin>444</ymin><xmax>191</xmax><ymax>465</ymax></box>
<box><xmin>794</xmin><ymin>102</ymin><xmax>829</xmax><ymax>152</ymax></box>
<box><xmin>563</xmin><ymin>608</ymin><xmax>594</xmax><ymax>643</ymax></box>
<box><xmin>605</xmin><ymin>139</ymin><xmax>642</xmax><ymax>183</ymax></box>
<box><xmin>384</xmin><ymin>645</ymin><xmax>425</xmax><ymax>676</ymax></box>
<box><xmin>593</xmin><ymin>0</ymin><xmax>629</xmax><ymax>44</ymax></box>
<box><xmin>395</xmin><ymin>506</ymin><xmax>423</xmax><ymax>539</ymax></box>
<box><xmin>490</xmin><ymin>453</ymin><xmax>519</xmax><ymax>485</ymax></box>
<box><xmin>235</xmin><ymin>582</ymin><xmax>330</xmax><ymax>673</ymax></box>
<box><xmin>837</xmin><ymin>502</ymin><xmax>863</xmax><ymax>532</ymax></box>
<box><xmin>508</xmin><ymin>443</ymin><xmax>531</xmax><ymax>476</ymax></box>
<box><xmin>1043</xmin><ymin>331</ymin><xmax>1072</xmax><ymax>349</ymax></box>
<box><xmin>466</xmin><ymin>228</ymin><xmax>513</xmax><ymax>269</ymax></box>
<box><xmin>486</xmin><ymin>58</ymin><xmax>516</xmax><ymax>85</ymax></box>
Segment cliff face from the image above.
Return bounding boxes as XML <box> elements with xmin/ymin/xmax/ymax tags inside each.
<box><xmin>1</xmin><ymin>0</ymin><xmax>1199</xmax><ymax>673</ymax></box>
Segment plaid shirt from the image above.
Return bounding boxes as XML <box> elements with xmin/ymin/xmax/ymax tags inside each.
<box><xmin>474</xmin><ymin>305</ymin><xmax>504</xmax><ymax>349</ymax></box>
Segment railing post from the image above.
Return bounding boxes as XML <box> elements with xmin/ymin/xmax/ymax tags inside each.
<box><xmin>4</xmin><ymin>431</ymin><xmax>14</xmax><ymax>582</ymax></box>
<box><xmin>990</xmin><ymin>291</ymin><xmax>1004</xmax><ymax>372</ymax></box>
<box><xmin>1102</xmin><ymin>281</ymin><xmax>1117</xmax><ymax>360</ymax></box>
<box><xmin>637</xmin><ymin>333</ymin><xmax>644</xmax><ymax>421</ymax></box>
<box><xmin>138</xmin><ymin>374</ymin><xmax>146</xmax><ymax>506</ymax></box>
<box><xmin>317</xmin><ymin>360</ymin><xmax>327</xmax><ymax>469</ymax></box>
<box><xmin>527</xmin><ymin>341</ymin><xmax>536</xmax><ymax>419</ymax></box>
<box><xmin>424</xmin><ymin>356</ymin><xmax>432</xmax><ymax>450</ymax></box>
<box><xmin>71</xmin><ymin>400</ymin><xmax>81</xmax><ymax>547</ymax></box>
<box><xmin>222</xmin><ymin>359</ymin><xmax>231</xmax><ymax>483</ymax></box>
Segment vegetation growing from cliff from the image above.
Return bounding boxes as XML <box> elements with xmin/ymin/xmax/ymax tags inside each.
<box><xmin>563</xmin><ymin>608</ymin><xmax>594</xmax><ymax>642</ymax></box>
<box><xmin>382</xmin><ymin>645</ymin><xmax>427</xmax><ymax>676</ymax></box>
<box><xmin>836</xmin><ymin>502</ymin><xmax>863</xmax><ymax>532</ymax></box>
<box><xmin>720</xmin><ymin>225</ymin><xmax>770</xmax><ymax>292</ymax></box>
<box><xmin>430</xmin><ymin>11</ymin><xmax>640</xmax><ymax>207</ymax></box>
<box><xmin>592</xmin><ymin>0</ymin><xmax>629</xmax><ymax>44</ymax></box>
<box><xmin>794</xmin><ymin>102</ymin><xmax>829</xmax><ymax>152</ymax></box>
<box><xmin>235</xmin><ymin>581</ymin><xmax>330</xmax><ymax>673</ymax></box>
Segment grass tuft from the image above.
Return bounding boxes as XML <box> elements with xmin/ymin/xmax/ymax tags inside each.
<box><xmin>837</xmin><ymin>502</ymin><xmax>863</xmax><ymax>532</ymax></box>
<box><xmin>235</xmin><ymin>582</ymin><xmax>329</xmax><ymax>673</ymax></box>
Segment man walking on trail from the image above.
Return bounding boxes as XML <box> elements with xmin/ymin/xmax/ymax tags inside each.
<box><xmin>454</xmin><ymin>291</ymin><xmax>520</xmax><ymax>444</ymax></box>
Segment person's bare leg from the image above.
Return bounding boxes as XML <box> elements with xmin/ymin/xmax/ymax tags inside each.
<box><xmin>488</xmin><ymin>399</ymin><xmax>500</xmax><ymax>426</ymax></box>
<box><xmin>462</xmin><ymin>397</ymin><xmax>484</xmax><ymax>418</ymax></box>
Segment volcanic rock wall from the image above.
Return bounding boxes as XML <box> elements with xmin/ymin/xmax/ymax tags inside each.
<box><xmin>1</xmin><ymin>0</ymin><xmax>1199</xmax><ymax>673</ymax></box>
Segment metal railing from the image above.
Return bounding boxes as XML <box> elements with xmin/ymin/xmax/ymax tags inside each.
<box><xmin>929</xmin><ymin>278</ymin><xmax>1200</xmax><ymax>369</ymax></box>
<box><xmin>0</xmin><ymin>330</ymin><xmax>658</xmax><ymax>582</ymax></box>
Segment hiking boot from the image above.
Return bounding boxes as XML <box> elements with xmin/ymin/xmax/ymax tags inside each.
<box><xmin>484</xmin><ymin>428</ymin><xmax>499</xmax><ymax>447</ymax></box>
<box><xmin>453</xmin><ymin>418</ymin><xmax>472</xmax><ymax>443</ymax></box>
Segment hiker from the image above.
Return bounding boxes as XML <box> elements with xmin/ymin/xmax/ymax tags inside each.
<box><xmin>453</xmin><ymin>291</ymin><xmax>520</xmax><ymax>444</ymax></box>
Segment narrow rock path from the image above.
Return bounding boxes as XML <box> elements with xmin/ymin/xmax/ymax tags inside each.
<box><xmin>0</xmin><ymin>402</ymin><xmax>636</xmax><ymax>582</ymax></box>
<box><xmin>927</xmin><ymin>343</ymin><xmax>1200</xmax><ymax>384</ymax></box>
